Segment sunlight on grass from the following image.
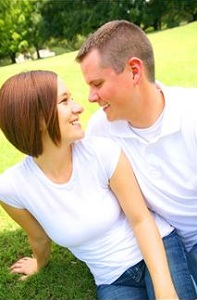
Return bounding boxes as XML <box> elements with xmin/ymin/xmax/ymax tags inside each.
<box><xmin>0</xmin><ymin>132</ymin><xmax>25</xmax><ymax>173</ymax></box>
<box><xmin>149</xmin><ymin>22</ymin><xmax>197</xmax><ymax>86</ymax></box>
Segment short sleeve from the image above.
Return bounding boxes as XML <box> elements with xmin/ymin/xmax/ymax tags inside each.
<box><xmin>83</xmin><ymin>137</ymin><xmax>122</xmax><ymax>182</ymax></box>
<box><xmin>0</xmin><ymin>168</ymin><xmax>25</xmax><ymax>209</ymax></box>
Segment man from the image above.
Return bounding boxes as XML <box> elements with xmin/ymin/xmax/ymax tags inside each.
<box><xmin>76</xmin><ymin>20</ymin><xmax>197</xmax><ymax>285</ymax></box>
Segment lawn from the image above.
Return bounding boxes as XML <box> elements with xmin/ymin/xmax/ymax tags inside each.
<box><xmin>0</xmin><ymin>21</ymin><xmax>197</xmax><ymax>300</ymax></box>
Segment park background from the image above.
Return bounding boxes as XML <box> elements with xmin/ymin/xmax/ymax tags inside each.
<box><xmin>0</xmin><ymin>0</ymin><xmax>197</xmax><ymax>299</ymax></box>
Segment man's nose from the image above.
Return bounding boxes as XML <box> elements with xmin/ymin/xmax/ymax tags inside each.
<box><xmin>88</xmin><ymin>90</ymin><xmax>99</xmax><ymax>103</ymax></box>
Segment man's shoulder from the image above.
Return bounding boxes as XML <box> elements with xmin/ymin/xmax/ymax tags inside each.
<box><xmin>164</xmin><ymin>85</ymin><xmax>197</xmax><ymax>102</ymax></box>
<box><xmin>164</xmin><ymin>85</ymin><xmax>197</xmax><ymax>116</ymax></box>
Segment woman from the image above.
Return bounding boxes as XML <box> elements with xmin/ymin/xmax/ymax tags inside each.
<box><xmin>0</xmin><ymin>70</ymin><xmax>195</xmax><ymax>300</ymax></box>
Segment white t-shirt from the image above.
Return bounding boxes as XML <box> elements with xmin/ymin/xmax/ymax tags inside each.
<box><xmin>86</xmin><ymin>86</ymin><xmax>197</xmax><ymax>251</ymax></box>
<box><xmin>0</xmin><ymin>137</ymin><xmax>172</xmax><ymax>285</ymax></box>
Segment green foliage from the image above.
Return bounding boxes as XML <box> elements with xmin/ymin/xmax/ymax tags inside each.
<box><xmin>0</xmin><ymin>0</ymin><xmax>31</xmax><ymax>62</ymax></box>
<box><xmin>1</xmin><ymin>0</ymin><xmax>197</xmax><ymax>65</ymax></box>
<box><xmin>40</xmin><ymin>0</ymin><xmax>197</xmax><ymax>40</ymax></box>
<box><xmin>0</xmin><ymin>0</ymin><xmax>45</xmax><ymax>63</ymax></box>
<box><xmin>0</xmin><ymin>21</ymin><xmax>197</xmax><ymax>299</ymax></box>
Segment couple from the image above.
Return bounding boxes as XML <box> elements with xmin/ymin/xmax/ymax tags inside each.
<box><xmin>0</xmin><ymin>20</ymin><xmax>196</xmax><ymax>299</ymax></box>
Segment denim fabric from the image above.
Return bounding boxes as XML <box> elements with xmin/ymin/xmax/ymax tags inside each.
<box><xmin>97</xmin><ymin>260</ymin><xmax>149</xmax><ymax>300</ymax></box>
<box><xmin>158</xmin><ymin>230</ymin><xmax>196</xmax><ymax>300</ymax></box>
<box><xmin>187</xmin><ymin>243</ymin><xmax>197</xmax><ymax>289</ymax></box>
<box><xmin>96</xmin><ymin>230</ymin><xmax>197</xmax><ymax>300</ymax></box>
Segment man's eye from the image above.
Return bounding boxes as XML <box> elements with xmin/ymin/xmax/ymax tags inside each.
<box><xmin>94</xmin><ymin>82</ymin><xmax>102</xmax><ymax>87</ymax></box>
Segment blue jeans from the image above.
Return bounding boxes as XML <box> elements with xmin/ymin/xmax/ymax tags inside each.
<box><xmin>187</xmin><ymin>243</ymin><xmax>197</xmax><ymax>290</ymax></box>
<box><xmin>96</xmin><ymin>230</ymin><xmax>197</xmax><ymax>300</ymax></box>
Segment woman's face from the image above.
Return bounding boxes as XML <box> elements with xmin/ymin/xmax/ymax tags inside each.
<box><xmin>56</xmin><ymin>77</ymin><xmax>84</xmax><ymax>144</ymax></box>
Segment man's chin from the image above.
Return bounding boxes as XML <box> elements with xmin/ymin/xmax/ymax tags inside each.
<box><xmin>103</xmin><ymin>108</ymin><xmax>119</xmax><ymax>122</ymax></box>
<box><xmin>105</xmin><ymin>114</ymin><xmax>116</xmax><ymax>122</ymax></box>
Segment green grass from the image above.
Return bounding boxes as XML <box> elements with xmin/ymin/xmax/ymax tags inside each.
<box><xmin>149</xmin><ymin>22</ymin><xmax>197</xmax><ymax>86</ymax></box>
<box><xmin>0</xmin><ymin>227</ymin><xmax>95</xmax><ymax>299</ymax></box>
<box><xmin>0</xmin><ymin>21</ymin><xmax>197</xmax><ymax>299</ymax></box>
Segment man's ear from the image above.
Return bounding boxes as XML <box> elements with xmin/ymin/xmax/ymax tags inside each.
<box><xmin>128</xmin><ymin>57</ymin><xmax>143</xmax><ymax>83</ymax></box>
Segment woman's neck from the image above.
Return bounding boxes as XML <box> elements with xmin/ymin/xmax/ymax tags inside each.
<box><xmin>33</xmin><ymin>144</ymin><xmax>73</xmax><ymax>184</ymax></box>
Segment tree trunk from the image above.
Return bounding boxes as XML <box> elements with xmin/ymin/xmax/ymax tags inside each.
<box><xmin>35</xmin><ymin>46</ymin><xmax>41</xmax><ymax>59</ymax></box>
<box><xmin>10</xmin><ymin>52</ymin><xmax>16</xmax><ymax>64</ymax></box>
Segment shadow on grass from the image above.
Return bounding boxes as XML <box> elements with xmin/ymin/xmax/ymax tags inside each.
<box><xmin>0</xmin><ymin>228</ymin><xmax>96</xmax><ymax>300</ymax></box>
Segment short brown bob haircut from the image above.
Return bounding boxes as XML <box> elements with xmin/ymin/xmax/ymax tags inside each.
<box><xmin>0</xmin><ymin>70</ymin><xmax>61</xmax><ymax>157</ymax></box>
<box><xmin>76</xmin><ymin>20</ymin><xmax>155</xmax><ymax>82</ymax></box>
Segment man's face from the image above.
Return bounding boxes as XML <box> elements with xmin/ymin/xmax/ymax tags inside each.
<box><xmin>80</xmin><ymin>49</ymin><xmax>136</xmax><ymax>122</ymax></box>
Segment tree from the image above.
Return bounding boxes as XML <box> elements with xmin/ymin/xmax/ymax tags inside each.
<box><xmin>0</xmin><ymin>0</ymin><xmax>196</xmax><ymax>64</ymax></box>
<box><xmin>0</xmin><ymin>0</ymin><xmax>30</xmax><ymax>63</ymax></box>
<box><xmin>24</xmin><ymin>0</ymin><xmax>46</xmax><ymax>59</ymax></box>
<box><xmin>0</xmin><ymin>0</ymin><xmax>29</xmax><ymax>63</ymax></box>
<box><xmin>0</xmin><ymin>0</ymin><xmax>45</xmax><ymax>63</ymax></box>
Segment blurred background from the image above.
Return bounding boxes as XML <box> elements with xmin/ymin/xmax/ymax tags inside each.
<box><xmin>0</xmin><ymin>0</ymin><xmax>197</xmax><ymax>66</ymax></box>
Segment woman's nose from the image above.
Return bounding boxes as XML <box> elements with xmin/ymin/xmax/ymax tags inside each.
<box><xmin>72</xmin><ymin>103</ymin><xmax>84</xmax><ymax>114</ymax></box>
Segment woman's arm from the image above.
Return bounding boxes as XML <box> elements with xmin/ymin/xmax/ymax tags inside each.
<box><xmin>109</xmin><ymin>151</ymin><xmax>178</xmax><ymax>299</ymax></box>
<box><xmin>0</xmin><ymin>201</ymin><xmax>51</xmax><ymax>280</ymax></box>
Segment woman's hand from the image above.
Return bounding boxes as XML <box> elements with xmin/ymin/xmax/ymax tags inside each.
<box><xmin>9</xmin><ymin>256</ymin><xmax>38</xmax><ymax>281</ymax></box>
<box><xmin>0</xmin><ymin>203</ymin><xmax>52</xmax><ymax>281</ymax></box>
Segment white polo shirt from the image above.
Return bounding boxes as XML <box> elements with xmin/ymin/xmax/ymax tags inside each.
<box><xmin>86</xmin><ymin>86</ymin><xmax>197</xmax><ymax>251</ymax></box>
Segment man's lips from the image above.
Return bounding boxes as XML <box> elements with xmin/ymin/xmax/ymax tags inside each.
<box><xmin>102</xmin><ymin>103</ymin><xmax>110</xmax><ymax>110</ymax></box>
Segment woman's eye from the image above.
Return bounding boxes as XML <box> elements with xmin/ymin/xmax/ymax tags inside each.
<box><xmin>58</xmin><ymin>97</ymin><xmax>73</xmax><ymax>105</ymax></box>
<box><xmin>58</xmin><ymin>98</ymin><xmax>69</xmax><ymax>104</ymax></box>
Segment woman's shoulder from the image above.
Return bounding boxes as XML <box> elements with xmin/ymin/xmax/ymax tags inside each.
<box><xmin>75</xmin><ymin>136</ymin><xmax>120</xmax><ymax>154</ymax></box>
<box><xmin>73</xmin><ymin>137</ymin><xmax>121</xmax><ymax>177</ymax></box>
<box><xmin>0</xmin><ymin>156</ymin><xmax>33</xmax><ymax>188</ymax></box>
